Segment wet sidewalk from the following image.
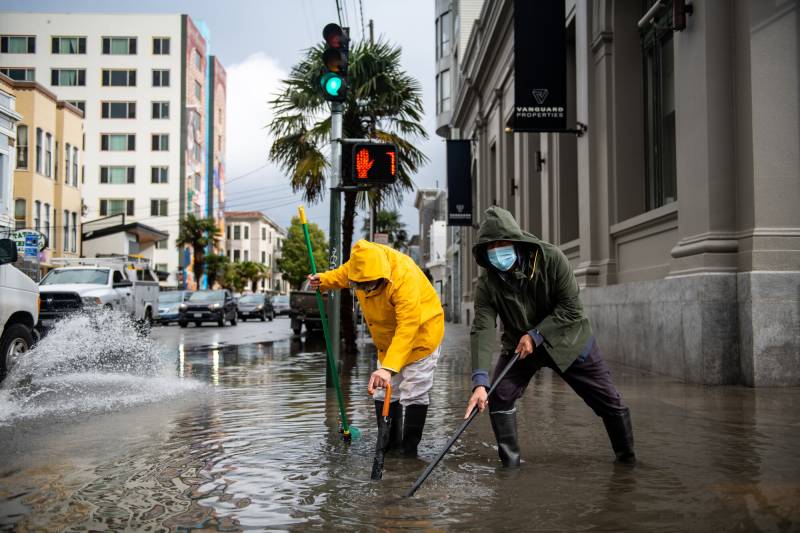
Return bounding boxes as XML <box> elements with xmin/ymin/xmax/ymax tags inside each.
<box><xmin>0</xmin><ymin>316</ymin><xmax>798</xmax><ymax>531</ymax></box>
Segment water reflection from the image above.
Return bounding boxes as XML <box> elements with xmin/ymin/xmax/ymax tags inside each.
<box><xmin>1</xmin><ymin>328</ymin><xmax>799</xmax><ymax>531</ymax></box>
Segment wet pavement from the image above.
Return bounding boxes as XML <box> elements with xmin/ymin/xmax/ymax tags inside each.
<box><xmin>1</xmin><ymin>314</ymin><xmax>799</xmax><ymax>531</ymax></box>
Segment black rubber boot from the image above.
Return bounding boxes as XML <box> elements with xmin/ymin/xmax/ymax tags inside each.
<box><xmin>490</xmin><ymin>410</ymin><xmax>521</xmax><ymax>468</ymax></box>
<box><xmin>401</xmin><ymin>404</ymin><xmax>428</xmax><ymax>456</ymax></box>
<box><xmin>602</xmin><ymin>410</ymin><xmax>636</xmax><ymax>465</ymax></box>
<box><xmin>374</xmin><ymin>400</ymin><xmax>403</xmax><ymax>452</ymax></box>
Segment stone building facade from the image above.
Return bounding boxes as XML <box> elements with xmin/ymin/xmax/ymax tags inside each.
<box><xmin>440</xmin><ymin>0</ymin><xmax>800</xmax><ymax>386</ymax></box>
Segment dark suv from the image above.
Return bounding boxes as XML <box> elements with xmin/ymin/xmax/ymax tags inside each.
<box><xmin>179</xmin><ymin>290</ymin><xmax>237</xmax><ymax>327</ymax></box>
<box><xmin>237</xmin><ymin>293</ymin><xmax>275</xmax><ymax>321</ymax></box>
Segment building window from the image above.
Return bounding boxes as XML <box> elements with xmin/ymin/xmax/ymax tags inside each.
<box><xmin>65</xmin><ymin>143</ymin><xmax>71</xmax><ymax>183</ymax></box>
<box><xmin>52</xmin><ymin>36</ymin><xmax>86</xmax><ymax>54</ymax></box>
<box><xmin>261</xmin><ymin>251</ymin><xmax>266</xmax><ymax>263</ymax></box>
<box><xmin>193</xmin><ymin>143</ymin><xmax>201</xmax><ymax>162</ymax></box>
<box><xmin>67</xmin><ymin>100</ymin><xmax>85</xmax><ymax>113</ymax></box>
<box><xmin>71</xmin><ymin>212</ymin><xmax>77</xmax><ymax>253</ymax></box>
<box><xmin>642</xmin><ymin>7</ymin><xmax>677</xmax><ymax>210</ymax></box>
<box><xmin>63</xmin><ymin>210</ymin><xmax>69</xmax><ymax>251</ymax></box>
<box><xmin>244</xmin><ymin>250</ymin><xmax>249</xmax><ymax>261</ymax></box>
<box><xmin>233</xmin><ymin>249</ymin><xmax>240</xmax><ymax>262</ymax></box>
<box><xmin>0</xmin><ymin>67</ymin><xmax>35</xmax><ymax>81</ymax></box>
<box><xmin>436</xmin><ymin>11</ymin><xmax>451</xmax><ymax>59</ymax></box>
<box><xmin>72</xmin><ymin>147</ymin><xmax>78</xmax><ymax>186</ymax></box>
<box><xmin>150</xmin><ymin>199</ymin><xmax>168</xmax><ymax>216</ymax></box>
<box><xmin>152</xmin><ymin>101</ymin><xmax>169</xmax><ymax>119</ymax></box>
<box><xmin>45</xmin><ymin>133</ymin><xmax>52</xmax><ymax>177</ymax></box>
<box><xmin>155</xmin><ymin>263</ymin><xmax>168</xmax><ymax>272</ymax></box>
<box><xmin>153</xmin><ymin>37</ymin><xmax>170</xmax><ymax>55</ymax></box>
<box><xmin>152</xmin><ymin>69</ymin><xmax>170</xmax><ymax>87</ymax></box>
<box><xmin>14</xmin><ymin>198</ymin><xmax>25</xmax><ymax>229</ymax></box>
<box><xmin>1</xmin><ymin>35</ymin><xmax>35</xmax><ymax>53</ymax></box>
<box><xmin>16</xmin><ymin>124</ymin><xmax>28</xmax><ymax>169</ymax></box>
<box><xmin>193</xmin><ymin>49</ymin><xmax>202</xmax><ymax>69</ymax></box>
<box><xmin>151</xmin><ymin>134</ymin><xmax>169</xmax><ymax>151</ymax></box>
<box><xmin>35</xmin><ymin>128</ymin><xmax>43</xmax><ymax>174</ymax></box>
<box><xmin>194</xmin><ymin>80</ymin><xmax>202</xmax><ymax>99</ymax></box>
<box><xmin>100</xmin><ymin>166</ymin><xmax>135</xmax><ymax>184</ymax></box>
<box><xmin>51</xmin><ymin>68</ymin><xmax>86</xmax><ymax>86</ymax></box>
<box><xmin>437</xmin><ymin>69</ymin><xmax>451</xmax><ymax>114</ymax></box>
<box><xmin>226</xmin><ymin>225</ymin><xmax>231</xmax><ymax>240</ymax></box>
<box><xmin>151</xmin><ymin>166</ymin><xmax>168</xmax><ymax>184</ymax></box>
<box><xmin>102</xmin><ymin>69</ymin><xmax>136</xmax><ymax>87</ymax></box>
<box><xmin>192</xmin><ymin>111</ymin><xmax>201</xmax><ymax>131</ymax></box>
<box><xmin>155</xmin><ymin>238</ymin><xmax>168</xmax><ymax>250</ymax></box>
<box><xmin>261</xmin><ymin>227</ymin><xmax>266</xmax><ymax>241</ymax></box>
<box><xmin>43</xmin><ymin>203</ymin><xmax>50</xmax><ymax>245</ymax></box>
<box><xmin>101</xmin><ymin>101</ymin><xmax>136</xmax><ymax>119</ymax></box>
<box><xmin>100</xmin><ymin>199</ymin><xmax>134</xmax><ymax>216</ymax></box>
<box><xmin>34</xmin><ymin>201</ymin><xmax>41</xmax><ymax>232</ymax></box>
<box><xmin>102</xmin><ymin>36</ymin><xmax>136</xmax><ymax>55</ymax></box>
<box><xmin>244</xmin><ymin>225</ymin><xmax>249</xmax><ymax>240</ymax></box>
<box><xmin>101</xmin><ymin>133</ymin><xmax>135</xmax><ymax>151</ymax></box>
<box><xmin>193</xmin><ymin>173</ymin><xmax>201</xmax><ymax>191</ymax></box>
<box><xmin>233</xmin><ymin>225</ymin><xmax>241</xmax><ymax>240</ymax></box>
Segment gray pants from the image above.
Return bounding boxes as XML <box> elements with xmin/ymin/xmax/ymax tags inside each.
<box><xmin>373</xmin><ymin>346</ymin><xmax>440</xmax><ymax>406</ymax></box>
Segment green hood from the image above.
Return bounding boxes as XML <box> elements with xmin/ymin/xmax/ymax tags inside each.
<box><xmin>472</xmin><ymin>206</ymin><xmax>542</xmax><ymax>268</ymax></box>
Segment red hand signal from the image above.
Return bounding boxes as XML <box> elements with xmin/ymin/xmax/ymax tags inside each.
<box><xmin>355</xmin><ymin>148</ymin><xmax>375</xmax><ymax>179</ymax></box>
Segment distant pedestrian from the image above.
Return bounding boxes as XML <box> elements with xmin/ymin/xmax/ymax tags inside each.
<box><xmin>309</xmin><ymin>240</ymin><xmax>444</xmax><ymax>456</ymax></box>
<box><xmin>465</xmin><ymin>206</ymin><xmax>635</xmax><ymax>467</ymax></box>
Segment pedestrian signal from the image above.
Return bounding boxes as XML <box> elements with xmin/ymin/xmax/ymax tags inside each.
<box><xmin>341</xmin><ymin>142</ymin><xmax>398</xmax><ymax>185</ymax></box>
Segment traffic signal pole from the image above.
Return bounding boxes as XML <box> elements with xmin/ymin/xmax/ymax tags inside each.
<box><xmin>327</xmin><ymin>101</ymin><xmax>343</xmax><ymax>388</ymax></box>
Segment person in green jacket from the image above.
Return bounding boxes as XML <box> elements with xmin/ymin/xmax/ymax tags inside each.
<box><xmin>464</xmin><ymin>206</ymin><xmax>635</xmax><ymax>467</ymax></box>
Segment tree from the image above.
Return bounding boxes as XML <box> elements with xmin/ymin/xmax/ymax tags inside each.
<box><xmin>222</xmin><ymin>263</ymin><xmax>247</xmax><ymax>293</ymax></box>
<box><xmin>204</xmin><ymin>253</ymin><xmax>230</xmax><ymax>289</ymax></box>
<box><xmin>238</xmin><ymin>261</ymin><xmax>270</xmax><ymax>292</ymax></box>
<box><xmin>278</xmin><ymin>216</ymin><xmax>328</xmax><ymax>289</ymax></box>
<box><xmin>362</xmin><ymin>209</ymin><xmax>409</xmax><ymax>252</ymax></box>
<box><xmin>176</xmin><ymin>214</ymin><xmax>221</xmax><ymax>288</ymax></box>
<box><xmin>268</xmin><ymin>39</ymin><xmax>428</xmax><ymax>350</ymax></box>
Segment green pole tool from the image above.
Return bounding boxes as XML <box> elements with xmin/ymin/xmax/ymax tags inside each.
<box><xmin>298</xmin><ymin>206</ymin><xmax>360</xmax><ymax>441</ymax></box>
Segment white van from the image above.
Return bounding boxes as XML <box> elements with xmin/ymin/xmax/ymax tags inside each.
<box><xmin>0</xmin><ymin>237</ymin><xmax>39</xmax><ymax>381</ymax></box>
<box><xmin>38</xmin><ymin>257</ymin><xmax>159</xmax><ymax>329</ymax></box>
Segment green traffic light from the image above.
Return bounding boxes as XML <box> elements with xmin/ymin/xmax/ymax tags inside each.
<box><xmin>321</xmin><ymin>72</ymin><xmax>342</xmax><ymax>96</ymax></box>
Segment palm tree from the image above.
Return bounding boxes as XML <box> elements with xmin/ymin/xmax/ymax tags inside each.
<box><xmin>176</xmin><ymin>214</ymin><xmax>221</xmax><ymax>289</ymax></box>
<box><xmin>238</xmin><ymin>261</ymin><xmax>270</xmax><ymax>292</ymax></box>
<box><xmin>361</xmin><ymin>209</ymin><xmax>409</xmax><ymax>251</ymax></box>
<box><xmin>204</xmin><ymin>253</ymin><xmax>229</xmax><ymax>289</ymax></box>
<box><xmin>268</xmin><ymin>39</ymin><xmax>428</xmax><ymax>350</ymax></box>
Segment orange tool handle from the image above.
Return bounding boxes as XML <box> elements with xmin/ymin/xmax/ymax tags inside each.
<box><xmin>381</xmin><ymin>382</ymin><xmax>392</xmax><ymax>417</ymax></box>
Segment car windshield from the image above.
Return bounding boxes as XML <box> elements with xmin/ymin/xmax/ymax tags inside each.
<box><xmin>239</xmin><ymin>295</ymin><xmax>264</xmax><ymax>304</ymax></box>
<box><xmin>273</xmin><ymin>296</ymin><xmax>289</xmax><ymax>304</ymax></box>
<box><xmin>189</xmin><ymin>290</ymin><xmax>226</xmax><ymax>302</ymax></box>
<box><xmin>40</xmin><ymin>269</ymin><xmax>109</xmax><ymax>286</ymax></box>
<box><xmin>159</xmin><ymin>292</ymin><xmax>183</xmax><ymax>304</ymax></box>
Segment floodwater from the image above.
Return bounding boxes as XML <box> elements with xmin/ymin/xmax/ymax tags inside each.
<box><xmin>1</xmin><ymin>315</ymin><xmax>799</xmax><ymax>531</ymax></box>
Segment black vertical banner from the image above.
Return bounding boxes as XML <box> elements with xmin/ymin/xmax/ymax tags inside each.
<box><xmin>446</xmin><ymin>140</ymin><xmax>473</xmax><ymax>226</ymax></box>
<box><xmin>513</xmin><ymin>0</ymin><xmax>567</xmax><ymax>132</ymax></box>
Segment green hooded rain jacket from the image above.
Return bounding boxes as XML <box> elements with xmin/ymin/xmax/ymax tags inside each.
<box><xmin>470</xmin><ymin>207</ymin><xmax>594</xmax><ymax>388</ymax></box>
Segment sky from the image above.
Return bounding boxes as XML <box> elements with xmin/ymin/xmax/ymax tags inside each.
<box><xmin>0</xmin><ymin>0</ymin><xmax>443</xmax><ymax>237</ymax></box>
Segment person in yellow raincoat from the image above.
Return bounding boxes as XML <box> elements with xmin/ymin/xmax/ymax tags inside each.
<box><xmin>308</xmin><ymin>239</ymin><xmax>445</xmax><ymax>456</ymax></box>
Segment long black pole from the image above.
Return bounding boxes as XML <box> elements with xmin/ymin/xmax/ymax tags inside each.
<box><xmin>404</xmin><ymin>352</ymin><xmax>521</xmax><ymax>497</ymax></box>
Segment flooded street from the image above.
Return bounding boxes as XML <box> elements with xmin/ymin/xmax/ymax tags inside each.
<box><xmin>1</xmin><ymin>316</ymin><xmax>799</xmax><ymax>531</ymax></box>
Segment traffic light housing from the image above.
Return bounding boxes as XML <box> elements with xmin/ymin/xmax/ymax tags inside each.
<box><xmin>341</xmin><ymin>142</ymin><xmax>399</xmax><ymax>185</ymax></box>
<box><xmin>320</xmin><ymin>23</ymin><xmax>349</xmax><ymax>102</ymax></box>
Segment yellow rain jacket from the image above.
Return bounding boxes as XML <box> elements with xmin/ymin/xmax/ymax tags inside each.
<box><xmin>318</xmin><ymin>240</ymin><xmax>445</xmax><ymax>372</ymax></box>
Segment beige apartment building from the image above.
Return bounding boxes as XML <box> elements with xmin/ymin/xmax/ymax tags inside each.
<box><xmin>225</xmin><ymin>211</ymin><xmax>288</xmax><ymax>294</ymax></box>
<box><xmin>6</xmin><ymin>73</ymin><xmax>84</xmax><ymax>270</ymax></box>
<box><xmin>437</xmin><ymin>0</ymin><xmax>799</xmax><ymax>386</ymax></box>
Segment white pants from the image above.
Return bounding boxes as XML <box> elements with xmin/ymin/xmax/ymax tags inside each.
<box><xmin>373</xmin><ymin>346</ymin><xmax>440</xmax><ymax>406</ymax></box>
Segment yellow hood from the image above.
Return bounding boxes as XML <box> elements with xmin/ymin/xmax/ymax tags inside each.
<box><xmin>347</xmin><ymin>240</ymin><xmax>392</xmax><ymax>282</ymax></box>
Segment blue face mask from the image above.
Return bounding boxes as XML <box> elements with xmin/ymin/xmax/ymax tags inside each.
<box><xmin>487</xmin><ymin>245</ymin><xmax>516</xmax><ymax>271</ymax></box>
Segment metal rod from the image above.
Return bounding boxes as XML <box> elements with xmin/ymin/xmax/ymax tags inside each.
<box><xmin>638</xmin><ymin>0</ymin><xmax>667</xmax><ymax>28</ymax></box>
<box><xmin>404</xmin><ymin>353</ymin><xmax>521</xmax><ymax>498</ymax></box>
<box><xmin>327</xmin><ymin>102</ymin><xmax>343</xmax><ymax>388</ymax></box>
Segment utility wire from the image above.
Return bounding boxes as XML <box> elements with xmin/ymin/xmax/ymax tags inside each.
<box><xmin>335</xmin><ymin>0</ymin><xmax>343</xmax><ymax>26</ymax></box>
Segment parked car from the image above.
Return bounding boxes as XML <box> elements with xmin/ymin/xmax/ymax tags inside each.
<box><xmin>272</xmin><ymin>294</ymin><xmax>290</xmax><ymax>316</ymax></box>
<box><xmin>237</xmin><ymin>293</ymin><xmax>275</xmax><ymax>322</ymax></box>
<box><xmin>288</xmin><ymin>282</ymin><xmax>326</xmax><ymax>335</ymax></box>
<box><xmin>0</xmin><ymin>238</ymin><xmax>39</xmax><ymax>382</ymax></box>
<box><xmin>178</xmin><ymin>290</ymin><xmax>237</xmax><ymax>327</ymax></box>
<box><xmin>157</xmin><ymin>290</ymin><xmax>193</xmax><ymax>324</ymax></box>
<box><xmin>38</xmin><ymin>257</ymin><xmax>159</xmax><ymax>331</ymax></box>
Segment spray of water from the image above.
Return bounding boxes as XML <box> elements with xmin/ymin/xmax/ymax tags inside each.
<box><xmin>0</xmin><ymin>308</ymin><xmax>201</xmax><ymax>425</ymax></box>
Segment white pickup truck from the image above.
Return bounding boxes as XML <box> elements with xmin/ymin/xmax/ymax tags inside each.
<box><xmin>0</xmin><ymin>237</ymin><xmax>39</xmax><ymax>381</ymax></box>
<box><xmin>37</xmin><ymin>257</ymin><xmax>160</xmax><ymax>330</ymax></box>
